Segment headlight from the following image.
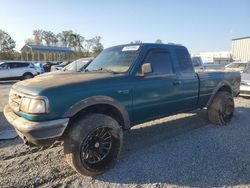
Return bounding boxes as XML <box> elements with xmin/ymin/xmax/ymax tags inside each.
<box><xmin>20</xmin><ymin>97</ymin><xmax>47</xmax><ymax>114</ymax></box>
<box><xmin>8</xmin><ymin>89</ymin><xmax>14</xmax><ymax>104</ymax></box>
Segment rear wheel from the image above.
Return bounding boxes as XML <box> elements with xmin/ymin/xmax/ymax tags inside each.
<box><xmin>22</xmin><ymin>73</ymin><xmax>33</xmax><ymax>80</ymax></box>
<box><xmin>64</xmin><ymin>113</ymin><xmax>123</xmax><ymax>176</ymax></box>
<box><xmin>207</xmin><ymin>91</ymin><xmax>234</xmax><ymax>126</ymax></box>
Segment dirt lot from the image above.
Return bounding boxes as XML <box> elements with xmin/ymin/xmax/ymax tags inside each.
<box><xmin>0</xmin><ymin>83</ymin><xmax>250</xmax><ymax>188</ymax></box>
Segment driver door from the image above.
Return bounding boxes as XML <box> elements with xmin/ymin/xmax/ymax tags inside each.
<box><xmin>132</xmin><ymin>49</ymin><xmax>182</xmax><ymax>123</ymax></box>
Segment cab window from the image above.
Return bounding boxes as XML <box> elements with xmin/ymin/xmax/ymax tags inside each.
<box><xmin>176</xmin><ymin>49</ymin><xmax>194</xmax><ymax>73</ymax></box>
<box><xmin>143</xmin><ymin>50</ymin><xmax>174</xmax><ymax>75</ymax></box>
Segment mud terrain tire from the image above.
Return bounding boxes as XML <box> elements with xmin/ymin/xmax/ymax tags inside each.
<box><xmin>208</xmin><ymin>91</ymin><xmax>234</xmax><ymax>126</ymax></box>
<box><xmin>64</xmin><ymin>113</ymin><xmax>123</xmax><ymax>176</ymax></box>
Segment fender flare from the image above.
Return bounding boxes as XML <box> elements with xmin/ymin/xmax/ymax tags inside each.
<box><xmin>63</xmin><ymin>96</ymin><xmax>130</xmax><ymax>129</ymax></box>
<box><xmin>206</xmin><ymin>81</ymin><xmax>233</xmax><ymax>107</ymax></box>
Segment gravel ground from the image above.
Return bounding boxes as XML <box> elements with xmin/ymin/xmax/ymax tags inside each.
<box><xmin>0</xmin><ymin>83</ymin><xmax>250</xmax><ymax>188</ymax></box>
<box><xmin>0</xmin><ymin>82</ymin><xmax>13</xmax><ymax>131</ymax></box>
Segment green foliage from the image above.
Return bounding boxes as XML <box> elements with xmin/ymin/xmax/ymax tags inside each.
<box><xmin>155</xmin><ymin>39</ymin><xmax>163</xmax><ymax>44</ymax></box>
<box><xmin>130</xmin><ymin>40</ymin><xmax>142</xmax><ymax>44</ymax></box>
<box><xmin>33</xmin><ymin>30</ymin><xmax>43</xmax><ymax>45</ymax></box>
<box><xmin>21</xmin><ymin>30</ymin><xmax>105</xmax><ymax>61</ymax></box>
<box><xmin>42</xmin><ymin>31</ymin><xmax>58</xmax><ymax>46</ymax></box>
<box><xmin>0</xmin><ymin>28</ymin><xmax>104</xmax><ymax>61</ymax></box>
<box><xmin>92</xmin><ymin>36</ymin><xmax>104</xmax><ymax>57</ymax></box>
<box><xmin>25</xmin><ymin>30</ymin><xmax>104</xmax><ymax>57</ymax></box>
<box><xmin>0</xmin><ymin>29</ymin><xmax>16</xmax><ymax>60</ymax></box>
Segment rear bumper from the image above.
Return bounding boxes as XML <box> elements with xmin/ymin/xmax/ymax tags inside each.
<box><xmin>3</xmin><ymin>105</ymin><xmax>69</xmax><ymax>146</ymax></box>
<box><xmin>240</xmin><ymin>85</ymin><xmax>250</xmax><ymax>97</ymax></box>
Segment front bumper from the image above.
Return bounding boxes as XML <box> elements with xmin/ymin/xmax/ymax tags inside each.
<box><xmin>3</xmin><ymin>105</ymin><xmax>69</xmax><ymax>146</ymax></box>
<box><xmin>240</xmin><ymin>85</ymin><xmax>250</xmax><ymax>97</ymax></box>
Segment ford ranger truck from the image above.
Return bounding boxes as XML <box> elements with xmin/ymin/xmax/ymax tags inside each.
<box><xmin>4</xmin><ymin>43</ymin><xmax>241</xmax><ymax>176</ymax></box>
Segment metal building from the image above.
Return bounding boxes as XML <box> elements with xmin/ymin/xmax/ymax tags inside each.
<box><xmin>231</xmin><ymin>37</ymin><xmax>250</xmax><ymax>62</ymax></box>
<box><xmin>21</xmin><ymin>45</ymin><xmax>74</xmax><ymax>62</ymax></box>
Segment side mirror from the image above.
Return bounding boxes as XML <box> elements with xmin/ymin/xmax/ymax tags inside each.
<box><xmin>140</xmin><ymin>63</ymin><xmax>152</xmax><ymax>76</ymax></box>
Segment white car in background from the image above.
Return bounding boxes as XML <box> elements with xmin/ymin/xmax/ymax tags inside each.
<box><xmin>192</xmin><ymin>56</ymin><xmax>225</xmax><ymax>71</ymax></box>
<box><xmin>240</xmin><ymin>66</ymin><xmax>250</xmax><ymax>97</ymax></box>
<box><xmin>0</xmin><ymin>61</ymin><xmax>38</xmax><ymax>80</ymax></box>
<box><xmin>225</xmin><ymin>61</ymin><xmax>250</xmax><ymax>73</ymax></box>
<box><xmin>37</xmin><ymin>58</ymin><xmax>94</xmax><ymax>77</ymax></box>
<box><xmin>62</xmin><ymin>58</ymin><xmax>94</xmax><ymax>72</ymax></box>
<box><xmin>50</xmin><ymin>61</ymin><xmax>71</xmax><ymax>72</ymax></box>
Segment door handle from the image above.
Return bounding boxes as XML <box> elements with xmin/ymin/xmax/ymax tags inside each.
<box><xmin>173</xmin><ymin>80</ymin><xmax>181</xmax><ymax>85</ymax></box>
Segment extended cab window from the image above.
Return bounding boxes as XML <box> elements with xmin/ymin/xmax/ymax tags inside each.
<box><xmin>143</xmin><ymin>50</ymin><xmax>174</xmax><ymax>75</ymax></box>
<box><xmin>176</xmin><ymin>49</ymin><xmax>194</xmax><ymax>73</ymax></box>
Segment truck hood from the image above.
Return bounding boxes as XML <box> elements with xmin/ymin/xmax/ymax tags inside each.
<box><xmin>12</xmin><ymin>72</ymin><xmax>113</xmax><ymax>95</ymax></box>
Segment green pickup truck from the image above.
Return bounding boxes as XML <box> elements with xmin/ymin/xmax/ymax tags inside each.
<box><xmin>4</xmin><ymin>43</ymin><xmax>240</xmax><ymax>176</ymax></box>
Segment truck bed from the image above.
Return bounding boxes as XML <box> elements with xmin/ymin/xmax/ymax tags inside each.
<box><xmin>197</xmin><ymin>71</ymin><xmax>241</xmax><ymax>108</ymax></box>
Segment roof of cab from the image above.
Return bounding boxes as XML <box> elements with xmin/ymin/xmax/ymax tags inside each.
<box><xmin>107</xmin><ymin>43</ymin><xmax>186</xmax><ymax>50</ymax></box>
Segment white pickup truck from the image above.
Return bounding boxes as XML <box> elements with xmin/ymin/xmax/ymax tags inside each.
<box><xmin>0</xmin><ymin>61</ymin><xmax>38</xmax><ymax>80</ymax></box>
<box><xmin>192</xmin><ymin>57</ymin><xmax>224</xmax><ymax>71</ymax></box>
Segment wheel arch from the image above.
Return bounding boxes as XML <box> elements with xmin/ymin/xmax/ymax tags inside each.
<box><xmin>206</xmin><ymin>81</ymin><xmax>233</xmax><ymax>107</ymax></box>
<box><xmin>23</xmin><ymin>72</ymin><xmax>33</xmax><ymax>76</ymax></box>
<box><xmin>63</xmin><ymin>96</ymin><xmax>131</xmax><ymax>130</ymax></box>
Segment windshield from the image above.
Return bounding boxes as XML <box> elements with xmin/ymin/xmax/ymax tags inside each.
<box><xmin>63</xmin><ymin>61</ymin><xmax>76</xmax><ymax>71</ymax></box>
<box><xmin>60</xmin><ymin>61</ymin><xmax>69</xmax><ymax>66</ymax></box>
<box><xmin>85</xmin><ymin>45</ymin><xmax>141</xmax><ymax>73</ymax></box>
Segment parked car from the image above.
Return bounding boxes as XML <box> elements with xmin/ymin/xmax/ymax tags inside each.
<box><xmin>50</xmin><ymin>61</ymin><xmax>71</xmax><ymax>72</ymax></box>
<box><xmin>225</xmin><ymin>61</ymin><xmax>250</xmax><ymax>73</ymax></box>
<box><xmin>38</xmin><ymin>58</ymin><xmax>94</xmax><ymax>77</ymax></box>
<box><xmin>62</xmin><ymin>58</ymin><xmax>94</xmax><ymax>72</ymax></box>
<box><xmin>191</xmin><ymin>56</ymin><xmax>224</xmax><ymax>71</ymax></box>
<box><xmin>203</xmin><ymin>62</ymin><xmax>225</xmax><ymax>70</ymax></box>
<box><xmin>0</xmin><ymin>61</ymin><xmax>38</xmax><ymax>80</ymax></box>
<box><xmin>42</xmin><ymin>61</ymin><xmax>59</xmax><ymax>72</ymax></box>
<box><xmin>4</xmin><ymin>43</ymin><xmax>240</xmax><ymax>176</ymax></box>
<box><xmin>240</xmin><ymin>65</ymin><xmax>250</xmax><ymax>97</ymax></box>
<box><xmin>34</xmin><ymin>62</ymin><xmax>45</xmax><ymax>74</ymax></box>
<box><xmin>192</xmin><ymin>57</ymin><xmax>205</xmax><ymax>71</ymax></box>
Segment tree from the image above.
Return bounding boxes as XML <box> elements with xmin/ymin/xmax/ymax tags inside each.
<box><xmin>0</xmin><ymin>30</ymin><xmax>16</xmax><ymax>52</ymax></box>
<box><xmin>25</xmin><ymin>38</ymin><xmax>35</xmax><ymax>45</ymax></box>
<box><xmin>130</xmin><ymin>40</ymin><xmax>142</xmax><ymax>44</ymax></box>
<box><xmin>33</xmin><ymin>30</ymin><xmax>43</xmax><ymax>45</ymax></box>
<box><xmin>92</xmin><ymin>36</ymin><xmax>104</xmax><ymax>56</ymax></box>
<box><xmin>42</xmin><ymin>31</ymin><xmax>58</xmax><ymax>46</ymax></box>
<box><xmin>85</xmin><ymin>38</ymin><xmax>95</xmax><ymax>55</ymax></box>
<box><xmin>23</xmin><ymin>29</ymin><xmax>104</xmax><ymax>60</ymax></box>
<box><xmin>0</xmin><ymin>30</ymin><xmax>16</xmax><ymax>59</ymax></box>
<box><xmin>57</xmin><ymin>30</ymin><xmax>74</xmax><ymax>47</ymax></box>
<box><xmin>155</xmin><ymin>39</ymin><xmax>163</xmax><ymax>44</ymax></box>
<box><xmin>68</xmin><ymin>33</ymin><xmax>84</xmax><ymax>52</ymax></box>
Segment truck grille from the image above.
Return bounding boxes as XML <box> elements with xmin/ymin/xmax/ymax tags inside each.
<box><xmin>9</xmin><ymin>90</ymin><xmax>23</xmax><ymax>112</ymax></box>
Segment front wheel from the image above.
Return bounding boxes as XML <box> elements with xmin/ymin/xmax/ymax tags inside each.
<box><xmin>64</xmin><ymin>113</ymin><xmax>123</xmax><ymax>176</ymax></box>
<box><xmin>22</xmin><ymin>73</ymin><xmax>33</xmax><ymax>80</ymax></box>
<box><xmin>207</xmin><ymin>91</ymin><xmax>235</xmax><ymax>126</ymax></box>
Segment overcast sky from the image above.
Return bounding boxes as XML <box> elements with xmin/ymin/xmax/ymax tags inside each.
<box><xmin>0</xmin><ymin>0</ymin><xmax>249</xmax><ymax>52</ymax></box>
